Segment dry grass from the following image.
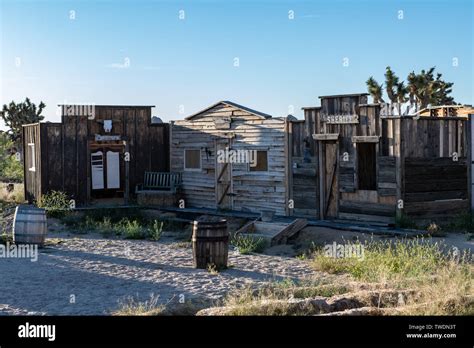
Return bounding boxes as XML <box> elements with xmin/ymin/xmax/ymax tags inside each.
<box><xmin>311</xmin><ymin>238</ymin><xmax>473</xmax><ymax>315</ymax></box>
<box><xmin>204</xmin><ymin>239</ymin><xmax>473</xmax><ymax>316</ymax></box>
<box><xmin>113</xmin><ymin>294</ymin><xmax>165</xmax><ymax>316</ymax></box>
<box><xmin>113</xmin><ymin>294</ymin><xmax>208</xmax><ymax>316</ymax></box>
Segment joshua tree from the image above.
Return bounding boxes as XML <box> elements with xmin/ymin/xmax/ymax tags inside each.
<box><xmin>384</xmin><ymin>66</ymin><xmax>400</xmax><ymax>104</ymax></box>
<box><xmin>366</xmin><ymin>77</ymin><xmax>384</xmax><ymax>104</ymax></box>
<box><xmin>367</xmin><ymin>66</ymin><xmax>456</xmax><ymax>112</ymax></box>
<box><xmin>1</xmin><ymin>98</ymin><xmax>45</xmax><ymax>145</ymax></box>
<box><xmin>395</xmin><ymin>81</ymin><xmax>409</xmax><ymax>115</ymax></box>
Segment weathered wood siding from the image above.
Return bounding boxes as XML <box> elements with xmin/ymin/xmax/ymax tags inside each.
<box><xmin>23</xmin><ymin>106</ymin><xmax>169</xmax><ymax>205</ymax></box>
<box><xmin>22</xmin><ymin>124</ymin><xmax>42</xmax><ymax>203</ymax></box>
<box><xmin>401</xmin><ymin>117</ymin><xmax>468</xmax><ymax>221</ymax></box>
<box><xmin>171</xmin><ymin>103</ymin><xmax>288</xmax><ymax>216</ymax></box>
<box><xmin>289</xmin><ymin>120</ymin><xmax>318</xmax><ymax>217</ymax></box>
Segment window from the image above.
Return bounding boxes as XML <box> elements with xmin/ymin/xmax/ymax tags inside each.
<box><xmin>184</xmin><ymin>149</ymin><xmax>201</xmax><ymax>171</ymax></box>
<box><xmin>357</xmin><ymin>143</ymin><xmax>376</xmax><ymax>190</ymax></box>
<box><xmin>249</xmin><ymin>150</ymin><xmax>268</xmax><ymax>172</ymax></box>
<box><xmin>28</xmin><ymin>143</ymin><xmax>36</xmax><ymax>172</ymax></box>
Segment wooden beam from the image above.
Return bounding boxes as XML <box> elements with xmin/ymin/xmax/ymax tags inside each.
<box><xmin>318</xmin><ymin>142</ymin><xmax>325</xmax><ymax>219</ymax></box>
<box><xmin>217</xmin><ymin>183</ymin><xmax>230</xmax><ymax>205</ymax></box>
<box><xmin>325</xmin><ymin>157</ymin><xmax>337</xmax><ymax>217</ymax></box>
<box><xmin>394</xmin><ymin>118</ymin><xmax>403</xmax><ymax>219</ymax></box>
<box><xmin>352</xmin><ymin>135</ymin><xmax>380</xmax><ymax>143</ymax></box>
<box><xmin>272</xmin><ymin>218</ymin><xmax>308</xmax><ymax>245</ymax></box>
<box><xmin>312</xmin><ymin>133</ymin><xmax>339</xmax><ymax>141</ymax></box>
<box><xmin>216</xmin><ymin>162</ymin><xmax>229</xmax><ymax>183</ymax></box>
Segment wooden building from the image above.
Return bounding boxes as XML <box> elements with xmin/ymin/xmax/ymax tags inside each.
<box><xmin>170</xmin><ymin>101</ymin><xmax>290</xmax><ymax>216</ymax></box>
<box><xmin>292</xmin><ymin>93</ymin><xmax>470</xmax><ymax>224</ymax></box>
<box><xmin>417</xmin><ymin>104</ymin><xmax>474</xmax><ymax>118</ymax></box>
<box><xmin>23</xmin><ymin>105</ymin><xmax>169</xmax><ymax>206</ymax></box>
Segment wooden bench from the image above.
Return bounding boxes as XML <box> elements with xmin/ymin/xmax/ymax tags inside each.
<box><xmin>136</xmin><ymin>172</ymin><xmax>182</xmax><ymax>194</ymax></box>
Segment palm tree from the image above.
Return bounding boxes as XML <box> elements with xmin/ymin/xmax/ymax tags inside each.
<box><xmin>366</xmin><ymin>77</ymin><xmax>384</xmax><ymax>103</ymax></box>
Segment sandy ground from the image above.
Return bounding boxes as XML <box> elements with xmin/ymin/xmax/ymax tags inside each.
<box><xmin>0</xmin><ymin>232</ymin><xmax>317</xmax><ymax>315</ymax></box>
<box><xmin>1</xmin><ymin>214</ymin><xmax>471</xmax><ymax>316</ymax></box>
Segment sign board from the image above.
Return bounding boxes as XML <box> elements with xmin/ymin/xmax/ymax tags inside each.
<box><xmin>321</xmin><ymin>114</ymin><xmax>359</xmax><ymax>124</ymax></box>
<box><xmin>95</xmin><ymin>134</ymin><xmax>121</xmax><ymax>141</ymax></box>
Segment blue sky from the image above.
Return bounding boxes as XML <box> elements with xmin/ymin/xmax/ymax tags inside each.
<box><xmin>0</xmin><ymin>0</ymin><xmax>472</xmax><ymax>126</ymax></box>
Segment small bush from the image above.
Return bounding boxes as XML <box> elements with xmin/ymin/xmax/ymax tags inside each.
<box><xmin>426</xmin><ymin>222</ymin><xmax>445</xmax><ymax>237</ymax></box>
<box><xmin>148</xmin><ymin>220</ymin><xmax>163</xmax><ymax>241</ymax></box>
<box><xmin>120</xmin><ymin>220</ymin><xmax>145</xmax><ymax>239</ymax></box>
<box><xmin>446</xmin><ymin>212</ymin><xmax>474</xmax><ymax>233</ymax></box>
<box><xmin>231</xmin><ymin>234</ymin><xmax>267</xmax><ymax>254</ymax></box>
<box><xmin>207</xmin><ymin>263</ymin><xmax>220</xmax><ymax>275</ymax></box>
<box><xmin>114</xmin><ymin>294</ymin><xmax>165</xmax><ymax>316</ymax></box>
<box><xmin>312</xmin><ymin>239</ymin><xmax>452</xmax><ymax>282</ymax></box>
<box><xmin>395</xmin><ymin>213</ymin><xmax>418</xmax><ymax>229</ymax></box>
<box><xmin>0</xmin><ymin>232</ymin><xmax>13</xmax><ymax>245</ymax></box>
<box><xmin>0</xmin><ymin>133</ymin><xmax>23</xmax><ymax>182</ymax></box>
<box><xmin>38</xmin><ymin>190</ymin><xmax>71</xmax><ymax>218</ymax></box>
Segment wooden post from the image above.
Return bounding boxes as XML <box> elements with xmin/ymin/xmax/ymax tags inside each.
<box><xmin>86</xmin><ymin>141</ymin><xmax>91</xmax><ymax>204</ymax></box>
<box><xmin>394</xmin><ymin>118</ymin><xmax>403</xmax><ymax>219</ymax></box>
<box><xmin>469</xmin><ymin>114</ymin><xmax>474</xmax><ymax>212</ymax></box>
<box><xmin>286</xmin><ymin>119</ymin><xmax>292</xmax><ymax>216</ymax></box>
<box><xmin>318</xmin><ymin>141</ymin><xmax>325</xmax><ymax>220</ymax></box>
<box><xmin>124</xmin><ymin>142</ymin><xmax>130</xmax><ymax>205</ymax></box>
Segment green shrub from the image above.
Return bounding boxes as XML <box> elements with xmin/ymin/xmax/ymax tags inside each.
<box><xmin>38</xmin><ymin>190</ymin><xmax>71</xmax><ymax>217</ymax></box>
<box><xmin>148</xmin><ymin>220</ymin><xmax>163</xmax><ymax>241</ymax></box>
<box><xmin>395</xmin><ymin>213</ymin><xmax>418</xmax><ymax>229</ymax></box>
<box><xmin>312</xmin><ymin>238</ymin><xmax>468</xmax><ymax>283</ymax></box>
<box><xmin>120</xmin><ymin>219</ymin><xmax>145</xmax><ymax>239</ymax></box>
<box><xmin>231</xmin><ymin>234</ymin><xmax>267</xmax><ymax>254</ymax></box>
<box><xmin>0</xmin><ymin>133</ymin><xmax>23</xmax><ymax>182</ymax></box>
<box><xmin>446</xmin><ymin>212</ymin><xmax>474</xmax><ymax>233</ymax></box>
<box><xmin>84</xmin><ymin>208</ymin><xmax>145</xmax><ymax>224</ymax></box>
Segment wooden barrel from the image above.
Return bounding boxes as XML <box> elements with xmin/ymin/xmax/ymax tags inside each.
<box><xmin>192</xmin><ymin>218</ymin><xmax>228</xmax><ymax>269</ymax></box>
<box><xmin>13</xmin><ymin>205</ymin><xmax>47</xmax><ymax>246</ymax></box>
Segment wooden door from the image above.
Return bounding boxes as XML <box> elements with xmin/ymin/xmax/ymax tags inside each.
<box><xmin>319</xmin><ymin>141</ymin><xmax>339</xmax><ymax>219</ymax></box>
<box><xmin>215</xmin><ymin>139</ymin><xmax>233</xmax><ymax>210</ymax></box>
<box><xmin>106</xmin><ymin>151</ymin><xmax>121</xmax><ymax>189</ymax></box>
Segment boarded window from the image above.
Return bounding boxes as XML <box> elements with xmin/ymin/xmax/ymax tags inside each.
<box><xmin>250</xmin><ymin>150</ymin><xmax>268</xmax><ymax>172</ymax></box>
<box><xmin>357</xmin><ymin>143</ymin><xmax>376</xmax><ymax>190</ymax></box>
<box><xmin>28</xmin><ymin>143</ymin><xmax>36</xmax><ymax>172</ymax></box>
<box><xmin>184</xmin><ymin>149</ymin><xmax>201</xmax><ymax>170</ymax></box>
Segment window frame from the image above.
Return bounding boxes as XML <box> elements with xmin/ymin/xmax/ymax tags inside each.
<box><xmin>355</xmin><ymin>142</ymin><xmax>377</xmax><ymax>191</ymax></box>
<box><xmin>184</xmin><ymin>148</ymin><xmax>202</xmax><ymax>172</ymax></box>
<box><xmin>28</xmin><ymin>143</ymin><xmax>36</xmax><ymax>172</ymax></box>
<box><xmin>248</xmin><ymin>150</ymin><xmax>269</xmax><ymax>172</ymax></box>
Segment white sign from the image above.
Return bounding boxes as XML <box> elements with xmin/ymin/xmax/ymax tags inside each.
<box><xmin>95</xmin><ymin>134</ymin><xmax>121</xmax><ymax>141</ymax></box>
<box><xmin>321</xmin><ymin>114</ymin><xmax>359</xmax><ymax>124</ymax></box>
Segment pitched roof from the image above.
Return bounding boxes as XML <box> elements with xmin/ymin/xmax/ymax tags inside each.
<box><xmin>185</xmin><ymin>101</ymin><xmax>272</xmax><ymax>120</ymax></box>
<box><xmin>318</xmin><ymin>93</ymin><xmax>369</xmax><ymax>99</ymax></box>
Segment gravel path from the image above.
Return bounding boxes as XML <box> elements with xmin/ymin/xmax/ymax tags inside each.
<box><xmin>0</xmin><ymin>235</ymin><xmax>317</xmax><ymax>315</ymax></box>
